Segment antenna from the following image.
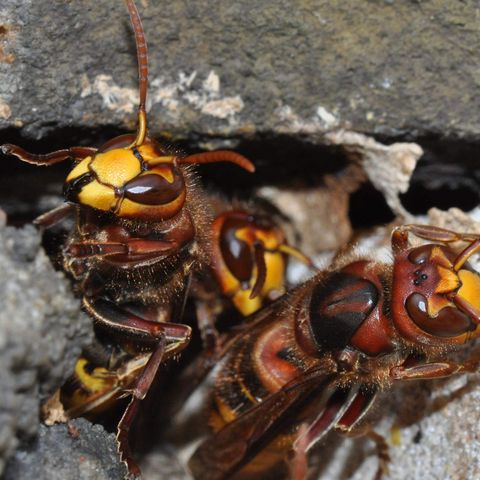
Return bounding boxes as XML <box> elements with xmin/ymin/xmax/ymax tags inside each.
<box><xmin>124</xmin><ymin>0</ymin><xmax>148</xmax><ymax>147</ymax></box>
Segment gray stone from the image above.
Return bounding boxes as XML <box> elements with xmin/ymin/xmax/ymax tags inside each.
<box><xmin>4</xmin><ymin>418</ymin><xmax>128</xmax><ymax>480</ymax></box>
<box><xmin>0</xmin><ymin>215</ymin><xmax>92</xmax><ymax>474</ymax></box>
<box><xmin>0</xmin><ymin>1</ymin><xmax>479</xmax><ymax>144</ymax></box>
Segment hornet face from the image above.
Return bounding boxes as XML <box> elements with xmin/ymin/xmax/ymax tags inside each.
<box><xmin>64</xmin><ymin>137</ymin><xmax>186</xmax><ymax>221</ymax></box>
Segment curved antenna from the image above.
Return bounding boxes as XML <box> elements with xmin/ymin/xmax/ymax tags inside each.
<box><xmin>124</xmin><ymin>0</ymin><xmax>148</xmax><ymax>147</ymax></box>
<box><xmin>180</xmin><ymin>151</ymin><xmax>255</xmax><ymax>173</ymax></box>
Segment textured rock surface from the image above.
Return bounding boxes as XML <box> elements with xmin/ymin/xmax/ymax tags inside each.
<box><xmin>0</xmin><ymin>0</ymin><xmax>479</xmax><ymax>143</ymax></box>
<box><xmin>4</xmin><ymin>418</ymin><xmax>128</xmax><ymax>480</ymax></box>
<box><xmin>0</xmin><ymin>216</ymin><xmax>92</xmax><ymax>474</ymax></box>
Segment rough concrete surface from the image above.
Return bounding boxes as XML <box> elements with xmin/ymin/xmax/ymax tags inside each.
<box><xmin>0</xmin><ymin>216</ymin><xmax>92</xmax><ymax>474</ymax></box>
<box><xmin>4</xmin><ymin>418</ymin><xmax>128</xmax><ymax>480</ymax></box>
<box><xmin>0</xmin><ymin>1</ymin><xmax>479</xmax><ymax>144</ymax></box>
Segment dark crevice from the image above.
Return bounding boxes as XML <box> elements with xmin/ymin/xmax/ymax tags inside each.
<box><xmin>201</xmin><ymin>135</ymin><xmax>348</xmax><ymax>197</ymax></box>
<box><xmin>401</xmin><ymin>183</ymin><xmax>479</xmax><ymax>215</ymax></box>
<box><xmin>349</xmin><ymin>182</ymin><xmax>395</xmax><ymax>228</ymax></box>
<box><xmin>399</xmin><ymin>136</ymin><xmax>480</xmax><ymax>214</ymax></box>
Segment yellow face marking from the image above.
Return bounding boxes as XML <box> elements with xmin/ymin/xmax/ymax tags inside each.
<box><xmin>212</xmin><ymin>216</ymin><xmax>288</xmax><ymax>315</ymax></box>
<box><xmin>228</xmin><ymin>230</ymin><xmax>286</xmax><ymax>315</ymax></box>
<box><xmin>78</xmin><ymin>181</ymin><xmax>116</xmax><ymax>211</ymax></box>
<box><xmin>150</xmin><ymin>165</ymin><xmax>174</xmax><ymax>183</ymax></box>
<box><xmin>427</xmin><ymin>295</ymin><xmax>454</xmax><ymax>317</ymax></box>
<box><xmin>232</xmin><ymin>288</ymin><xmax>262</xmax><ymax>316</ymax></box>
<box><xmin>217</xmin><ymin>270</ymin><xmax>241</xmax><ymax>296</ymax></box>
<box><xmin>279</xmin><ymin>244</ymin><xmax>311</xmax><ymax>265</ymax></box>
<box><xmin>234</xmin><ymin>226</ymin><xmax>255</xmax><ymax>245</ymax></box>
<box><xmin>138</xmin><ymin>143</ymin><xmax>174</xmax><ymax>165</ymax></box>
<box><xmin>436</xmin><ymin>265</ymin><xmax>461</xmax><ymax>293</ymax></box>
<box><xmin>430</xmin><ymin>246</ymin><xmax>453</xmax><ymax>268</ymax></box>
<box><xmin>255</xmin><ymin>230</ymin><xmax>282</xmax><ymax>250</ymax></box>
<box><xmin>90</xmin><ymin>149</ymin><xmax>141</xmax><ymax>187</ymax></box>
<box><xmin>262</xmin><ymin>252</ymin><xmax>285</xmax><ymax>295</ymax></box>
<box><xmin>230</xmin><ymin>254</ymin><xmax>285</xmax><ymax>316</ymax></box>
<box><xmin>457</xmin><ymin>270</ymin><xmax>480</xmax><ymax>312</ymax></box>
<box><xmin>66</xmin><ymin>156</ymin><xmax>92</xmax><ymax>182</ymax></box>
<box><xmin>234</xmin><ymin>226</ymin><xmax>282</xmax><ymax>251</ymax></box>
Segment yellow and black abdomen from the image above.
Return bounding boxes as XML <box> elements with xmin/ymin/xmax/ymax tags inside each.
<box><xmin>210</xmin><ymin>317</ymin><xmax>312</xmax><ymax>478</ymax></box>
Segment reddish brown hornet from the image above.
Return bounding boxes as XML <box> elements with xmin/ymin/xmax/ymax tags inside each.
<box><xmin>189</xmin><ymin>224</ymin><xmax>480</xmax><ymax>480</ymax></box>
<box><xmin>1</xmin><ymin>0</ymin><xmax>254</xmax><ymax>475</ymax></box>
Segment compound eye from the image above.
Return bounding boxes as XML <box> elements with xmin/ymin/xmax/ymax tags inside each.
<box><xmin>406</xmin><ymin>293</ymin><xmax>475</xmax><ymax>337</ymax></box>
<box><xmin>124</xmin><ymin>169</ymin><xmax>185</xmax><ymax>205</ymax></box>
<box><xmin>220</xmin><ymin>219</ymin><xmax>253</xmax><ymax>283</ymax></box>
